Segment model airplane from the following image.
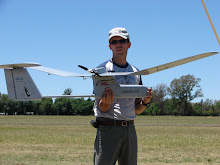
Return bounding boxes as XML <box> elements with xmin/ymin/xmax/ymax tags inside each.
<box><xmin>0</xmin><ymin>52</ymin><xmax>218</xmax><ymax>101</ymax></box>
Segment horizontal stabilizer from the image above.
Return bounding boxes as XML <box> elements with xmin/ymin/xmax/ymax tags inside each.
<box><xmin>43</xmin><ymin>95</ymin><xmax>95</xmax><ymax>98</ymax></box>
<box><xmin>0</xmin><ymin>62</ymin><xmax>41</xmax><ymax>69</ymax></box>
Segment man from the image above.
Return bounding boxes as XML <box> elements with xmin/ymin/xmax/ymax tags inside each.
<box><xmin>93</xmin><ymin>27</ymin><xmax>153</xmax><ymax>165</ymax></box>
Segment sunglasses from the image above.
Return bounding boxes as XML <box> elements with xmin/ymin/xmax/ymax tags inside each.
<box><xmin>110</xmin><ymin>39</ymin><xmax>128</xmax><ymax>45</ymax></box>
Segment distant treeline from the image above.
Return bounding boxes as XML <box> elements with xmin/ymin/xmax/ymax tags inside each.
<box><xmin>0</xmin><ymin>95</ymin><xmax>94</xmax><ymax>116</ymax></box>
<box><xmin>143</xmin><ymin>98</ymin><xmax>220</xmax><ymax>116</ymax></box>
<box><xmin>0</xmin><ymin>93</ymin><xmax>219</xmax><ymax>116</ymax></box>
<box><xmin>0</xmin><ymin>74</ymin><xmax>220</xmax><ymax>116</ymax></box>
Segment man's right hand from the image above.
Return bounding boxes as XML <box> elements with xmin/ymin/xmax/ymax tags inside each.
<box><xmin>98</xmin><ymin>88</ymin><xmax>114</xmax><ymax>112</ymax></box>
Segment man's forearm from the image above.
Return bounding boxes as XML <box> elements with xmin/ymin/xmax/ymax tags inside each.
<box><xmin>135</xmin><ymin>98</ymin><xmax>149</xmax><ymax>115</ymax></box>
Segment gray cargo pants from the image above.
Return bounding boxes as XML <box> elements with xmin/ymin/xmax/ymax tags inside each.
<box><xmin>93</xmin><ymin>119</ymin><xmax>137</xmax><ymax>165</ymax></box>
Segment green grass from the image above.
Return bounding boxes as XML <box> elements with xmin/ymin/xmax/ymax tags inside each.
<box><xmin>0</xmin><ymin>116</ymin><xmax>220</xmax><ymax>165</ymax></box>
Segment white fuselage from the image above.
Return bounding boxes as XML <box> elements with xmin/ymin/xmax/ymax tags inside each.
<box><xmin>92</xmin><ymin>75</ymin><xmax>148</xmax><ymax>99</ymax></box>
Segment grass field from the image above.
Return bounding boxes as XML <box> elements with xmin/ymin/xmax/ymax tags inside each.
<box><xmin>0</xmin><ymin>115</ymin><xmax>220</xmax><ymax>165</ymax></box>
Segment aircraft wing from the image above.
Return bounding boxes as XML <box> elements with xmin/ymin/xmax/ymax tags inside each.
<box><xmin>0</xmin><ymin>62</ymin><xmax>92</xmax><ymax>77</ymax></box>
<box><xmin>31</xmin><ymin>66</ymin><xmax>93</xmax><ymax>77</ymax></box>
<box><xmin>1</xmin><ymin>52</ymin><xmax>218</xmax><ymax>77</ymax></box>
<box><xmin>129</xmin><ymin>52</ymin><xmax>218</xmax><ymax>76</ymax></box>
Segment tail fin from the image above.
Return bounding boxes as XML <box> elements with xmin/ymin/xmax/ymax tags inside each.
<box><xmin>4</xmin><ymin>68</ymin><xmax>42</xmax><ymax>101</ymax></box>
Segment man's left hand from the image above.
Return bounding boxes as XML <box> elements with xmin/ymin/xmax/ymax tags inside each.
<box><xmin>143</xmin><ymin>88</ymin><xmax>153</xmax><ymax>105</ymax></box>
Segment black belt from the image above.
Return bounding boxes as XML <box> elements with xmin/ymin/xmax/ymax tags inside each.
<box><xmin>98</xmin><ymin>120</ymin><xmax>134</xmax><ymax>126</ymax></box>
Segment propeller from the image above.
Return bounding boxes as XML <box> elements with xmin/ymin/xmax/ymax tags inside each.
<box><xmin>78</xmin><ymin>65</ymin><xmax>88</xmax><ymax>71</ymax></box>
<box><xmin>78</xmin><ymin>65</ymin><xmax>101</xmax><ymax>77</ymax></box>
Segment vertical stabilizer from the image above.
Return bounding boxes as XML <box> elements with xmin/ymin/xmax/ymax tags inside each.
<box><xmin>4</xmin><ymin>68</ymin><xmax>42</xmax><ymax>101</ymax></box>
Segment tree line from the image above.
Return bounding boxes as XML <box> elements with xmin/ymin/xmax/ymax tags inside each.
<box><xmin>0</xmin><ymin>74</ymin><xmax>220</xmax><ymax>116</ymax></box>
<box><xmin>0</xmin><ymin>95</ymin><xmax>94</xmax><ymax>116</ymax></box>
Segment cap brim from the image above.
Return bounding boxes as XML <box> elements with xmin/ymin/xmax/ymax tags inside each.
<box><xmin>109</xmin><ymin>34</ymin><xmax>128</xmax><ymax>41</ymax></box>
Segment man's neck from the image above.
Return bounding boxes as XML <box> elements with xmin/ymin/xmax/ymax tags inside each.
<box><xmin>111</xmin><ymin>57</ymin><xmax>128</xmax><ymax>68</ymax></box>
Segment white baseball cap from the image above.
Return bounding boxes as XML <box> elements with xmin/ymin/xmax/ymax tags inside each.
<box><xmin>108</xmin><ymin>27</ymin><xmax>130</xmax><ymax>42</ymax></box>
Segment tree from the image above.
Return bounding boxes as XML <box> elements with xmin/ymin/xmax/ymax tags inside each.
<box><xmin>214</xmin><ymin>100</ymin><xmax>220</xmax><ymax>116</ymax></box>
<box><xmin>163</xmin><ymin>99</ymin><xmax>174</xmax><ymax>115</ymax></box>
<box><xmin>153</xmin><ymin>83</ymin><xmax>168</xmax><ymax>102</ymax></box>
<box><xmin>168</xmin><ymin>74</ymin><xmax>203</xmax><ymax>115</ymax></box>
<box><xmin>54</xmin><ymin>98</ymin><xmax>74</xmax><ymax>115</ymax></box>
<box><xmin>152</xmin><ymin>83</ymin><xmax>168</xmax><ymax>115</ymax></box>
<box><xmin>63</xmin><ymin>88</ymin><xmax>73</xmax><ymax>95</ymax></box>
<box><xmin>0</xmin><ymin>94</ymin><xmax>10</xmax><ymax>114</ymax></box>
<box><xmin>77</xmin><ymin>98</ymin><xmax>94</xmax><ymax>115</ymax></box>
<box><xmin>215</xmin><ymin>100</ymin><xmax>220</xmax><ymax>111</ymax></box>
<box><xmin>39</xmin><ymin>98</ymin><xmax>53</xmax><ymax>115</ymax></box>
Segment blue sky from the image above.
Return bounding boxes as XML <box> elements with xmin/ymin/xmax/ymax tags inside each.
<box><xmin>0</xmin><ymin>0</ymin><xmax>219</xmax><ymax>102</ymax></box>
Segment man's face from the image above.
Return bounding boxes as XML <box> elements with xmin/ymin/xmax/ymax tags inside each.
<box><xmin>109</xmin><ymin>36</ymin><xmax>131</xmax><ymax>57</ymax></box>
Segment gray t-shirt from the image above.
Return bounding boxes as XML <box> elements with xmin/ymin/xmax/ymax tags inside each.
<box><xmin>93</xmin><ymin>60</ymin><xmax>142</xmax><ymax>120</ymax></box>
